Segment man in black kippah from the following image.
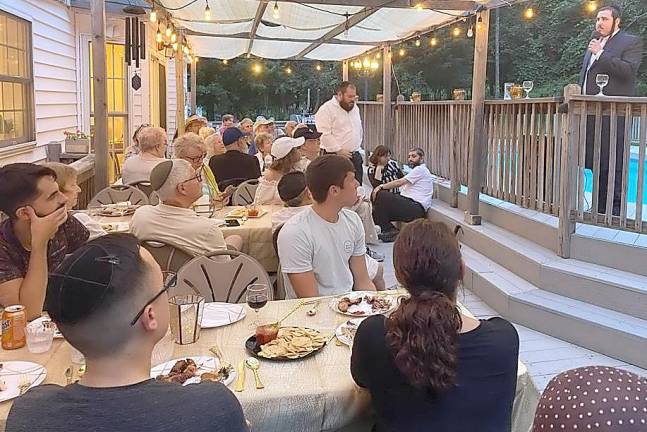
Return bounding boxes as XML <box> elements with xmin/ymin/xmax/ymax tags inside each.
<box><xmin>6</xmin><ymin>233</ymin><xmax>249</xmax><ymax>432</ymax></box>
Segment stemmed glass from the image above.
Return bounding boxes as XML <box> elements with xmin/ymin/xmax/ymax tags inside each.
<box><xmin>246</xmin><ymin>284</ymin><xmax>269</xmax><ymax>327</ymax></box>
<box><xmin>522</xmin><ymin>81</ymin><xmax>534</xmax><ymax>99</ymax></box>
<box><xmin>596</xmin><ymin>74</ymin><xmax>609</xmax><ymax>96</ymax></box>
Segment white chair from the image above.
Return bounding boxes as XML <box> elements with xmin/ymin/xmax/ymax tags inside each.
<box><xmin>176</xmin><ymin>250</ymin><xmax>273</xmax><ymax>303</ymax></box>
<box><xmin>231</xmin><ymin>179</ymin><xmax>259</xmax><ymax>206</ymax></box>
<box><xmin>88</xmin><ymin>185</ymin><xmax>149</xmax><ymax>207</ymax></box>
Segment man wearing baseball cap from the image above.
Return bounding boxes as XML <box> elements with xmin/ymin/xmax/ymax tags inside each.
<box><xmin>293</xmin><ymin>125</ymin><xmax>322</xmax><ymax>162</ymax></box>
<box><xmin>6</xmin><ymin>234</ymin><xmax>248</xmax><ymax>432</ymax></box>
<box><xmin>208</xmin><ymin>127</ymin><xmax>261</xmax><ymax>189</ymax></box>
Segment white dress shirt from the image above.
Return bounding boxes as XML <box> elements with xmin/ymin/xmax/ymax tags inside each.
<box><xmin>583</xmin><ymin>28</ymin><xmax>620</xmax><ymax>93</ymax></box>
<box><xmin>315</xmin><ymin>96</ymin><xmax>363</xmax><ymax>153</ymax></box>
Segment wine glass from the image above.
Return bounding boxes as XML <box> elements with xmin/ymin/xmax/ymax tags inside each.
<box><xmin>246</xmin><ymin>284</ymin><xmax>269</xmax><ymax>327</ymax></box>
<box><xmin>522</xmin><ymin>81</ymin><xmax>534</xmax><ymax>99</ymax></box>
<box><xmin>596</xmin><ymin>74</ymin><xmax>609</xmax><ymax>96</ymax></box>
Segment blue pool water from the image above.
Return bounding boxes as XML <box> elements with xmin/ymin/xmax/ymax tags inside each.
<box><xmin>584</xmin><ymin>155</ymin><xmax>647</xmax><ymax>204</ymax></box>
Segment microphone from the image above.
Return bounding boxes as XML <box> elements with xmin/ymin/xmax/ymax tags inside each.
<box><xmin>591</xmin><ymin>30</ymin><xmax>602</xmax><ymax>40</ymax></box>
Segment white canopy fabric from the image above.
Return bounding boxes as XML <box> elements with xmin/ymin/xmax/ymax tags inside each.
<box><xmin>159</xmin><ymin>1</ymin><xmax>517</xmax><ymax>61</ymax></box>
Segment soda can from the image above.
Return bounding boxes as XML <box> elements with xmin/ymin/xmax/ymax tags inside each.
<box><xmin>1</xmin><ymin>305</ymin><xmax>27</xmax><ymax>350</ymax></box>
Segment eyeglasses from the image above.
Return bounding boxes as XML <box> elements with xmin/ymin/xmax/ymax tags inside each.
<box><xmin>185</xmin><ymin>153</ymin><xmax>207</xmax><ymax>164</ymax></box>
<box><xmin>180</xmin><ymin>170</ymin><xmax>203</xmax><ymax>185</ymax></box>
<box><xmin>130</xmin><ymin>272</ymin><xmax>177</xmax><ymax>326</ymax></box>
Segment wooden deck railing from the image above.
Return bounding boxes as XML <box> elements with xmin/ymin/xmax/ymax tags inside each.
<box><xmin>358</xmin><ymin>90</ymin><xmax>647</xmax><ymax>257</ymax></box>
<box><xmin>71</xmin><ymin>155</ymin><xmax>96</xmax><ymax>210</ymax></box>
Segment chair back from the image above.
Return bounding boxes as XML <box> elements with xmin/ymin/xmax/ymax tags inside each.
<box><xmin>231</xmin><ymin>179</ymin><xmax>259</xmax><ymax>206</ymax></box>
<box><xmin>149</xmin><ymin>191</ymin><xmax>160</xmax><ymax>206</ymax></box>
<box><xmin>272</xmin><ymin>224</ymin><xmax>286</xmax><ymax>300</ymax></box>
<box><xmin>141</xmin><ymin>240</ymin><xmax>193</xmax><ymax>273</ymax></box>
<box><xmin>176</xmin><ymin>250</ymin><xmax>273</xmax><ymax>303</ymax></box>
<box><xmin>128</xmin><ymin>181</ymin><xmax>154</xmax><ymax>198</ymax></box>
<box><xmin>88</xmin><ymin>185</ymin><xmax>149</xmax><ymax>208</ymax></box>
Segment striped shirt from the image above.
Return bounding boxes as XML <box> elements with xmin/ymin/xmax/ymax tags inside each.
<box><xmin>368</xmin><ymin>160</ymin><xmax>404</xmax><ymax>193</ymax></box>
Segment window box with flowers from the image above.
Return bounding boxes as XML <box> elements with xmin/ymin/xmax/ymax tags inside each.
<box><xmin>64</xmin><ymin>130</ymin><xmax>92</xmax><ymax>154</ymax></box>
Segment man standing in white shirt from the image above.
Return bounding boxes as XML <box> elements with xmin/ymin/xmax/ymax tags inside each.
<box><xmin>371</xmin><ymin>148</ymin><xmax>434</xmax><ymax>243</ymax></box>
<box><xmin>130</xmin><ymin>159</ymin><xmax>242</xmax><ymax>256</ymax></box>
<box><xmin>277</xmin><ymin>155</ymin><xmax>376</xmax><ymax>299</ymax></box>
<box><xmin>315</xmin><ymin>82</ymin><xmax>364</xmax><ymax>185</ymax></box>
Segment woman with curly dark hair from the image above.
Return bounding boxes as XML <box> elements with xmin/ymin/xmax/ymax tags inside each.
<box><xmin>351</xmin><ymin>220</ymin><xmax>519</xmax><ymax>432</ymax></box>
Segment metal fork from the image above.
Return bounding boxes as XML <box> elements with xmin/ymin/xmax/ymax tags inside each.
<box><xmin>209</xmin><ymin>344</ymin><xmax>233</xmax><ymax>371</ymax></box>
<box><xmin>18</xmin><ymin>375</ymin><xmax>31</xmax><ymax>396</ymax></box>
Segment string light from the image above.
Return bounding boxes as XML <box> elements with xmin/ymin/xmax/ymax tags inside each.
<box><xmin>586</xmin><ymin>0</ymin><xmax>598</xmax><ymax>13</ymax></box>
<box><xmin>363</xmin><ymin>58</ymin><xmax>370</xmax><ymax>68</ymax></box>
<box><xmin>273</xmin><ymin>2</ymin><xmax>280</xmax><ymax>19</ymax></box>
<box><xmin>246</xmin><ymin>53</ymin><xmax>251</xmax><ymax>59</ymax></box>
<box><xmin>165</xmin><ymin>25</ymin><xmax>173</xmax><ymax>38</ymax></box>
<box><xmin>370</xmin><ymin>60</ymin><xmax>379</xmax><ymax>70</ymax></box>
<box><xmin>223</xmin><ymin>59</ymin><xmax>228</xmax><ymax>65</ymax></box>
<box><xmin>524</xmin><ymin>6</ymin><xmax>535</xmax><ymax>20</ymax></box>
<box><xmin>399</xmin><ymin>48</ymin><xmax>405</xmax><ymax>57</ymax></box>
<box><xmin>343</xmin><ymin>13</ymin><xmax>350</xmax><ymax>38</ymax></box>
<box><xmin>183</xmin><ymin>45</ymin><xmax>190</xmax><ymax>55</ymax></box>
<box><xmin>172</xmin><ymin>42</ymin><xmax>178</xmax><ymax>51</ymax></box>
<box><xmin>150</xmin><ymin>8</ymin><xmax>157</xmax><ymax>23</ymax></box>
<box><xmin>452</xmin><ymin>26</ymin><xmax>462</xmax><ymax>37</ymax></box>
<box><xmin>430</xmin><ymin>36</ymin><xmax>438</xmax><ymax>47</ymax></box>
<box><xmin>415</xmin><ymin>37</ymin><xmax>421</xmax><ymax>47</ymax></box>
<box><xmin>194</xmin><ymin>56</ymin><xmax>199</xmax><ymax>63</ymax></box>
<box><xmin>252</xmin><ymin>63</ymin><xmax>262</xmax><ymax>74</ymax></box>
<box><xmin>388</xmin><ymin>51</ymin><xmax>392</xmax><ymax>59</ymax></box>
<box><xmin>467</xmin><ymin>26</ymin><xmax>474</xmax><ymax>38</ymax></box>
<box><xmin>316</xmin><ymin>64</ymin><xmax>322</xmax><ymax>71</ymax></box>
<box><xmin>156</xmin><ymin>26</ymin><xmax>163</xmax><ymax>43</ymax></box>
<box><xmin>170</xmin><ymin>33</ymin><xmax>177</xmax><ymax>43</ymax></box>
<box><xmin>476</xmin><ymin>15</ymin><xmax>484</xmax><ymax>31</ymax></box>
<box><xmin>286</xmin><ymin>66</ymin><xmax>292</xmax><ymax>74</ymax></box>
<box><xmin>204</xmin><ymin>0</ymin><xmax>211</xmax><ymax>20</ymax></box>
<box><xmin>412</xmin><ymin>3</ymin><xmax>424</xmax><ymax>10</ymax></box>
<box><xmin>376</xmin><ymin>52</ymin><xmax>381</xmax><ymax>59</ymax></box>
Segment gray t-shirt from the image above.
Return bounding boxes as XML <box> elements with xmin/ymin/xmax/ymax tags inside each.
<box><xmin>6</xmin><ymin>379</ymin><xmax>249</xmax><ymax>432</ymax></box>
<box><xmin>277</xmin><ymin>206</ymin><xmax>366</xmax><ymax>298</ymax></box>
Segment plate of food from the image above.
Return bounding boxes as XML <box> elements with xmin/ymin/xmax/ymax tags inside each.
<box><xmin>151</xmin><ymin>357</ymin><xmax>236</xmax><ymax>387</ymax></box>
<box><xmin>100</xmin><ymin>222</ymin><xmax>130</xmax><ymax>233</ymax></box>
<box><xmin>245</xmin><ymin>327</ymin><xmax>328</xmax><ymax>361</ymax></box>
<box><xmin>30</xmin><ymin>316</ymin><xmax>63</xmax><ymax>339</ymax></box>
<box><xmin>200</xmin><ymin>303</ymin><xmax>246</xmax><ymax>329</ymax></box>
<box><xmin>94</xmin><ymin>204</ymin><xmax>139</xmax><ymax>217</ymax></box>
<box><xmin>335</xmin><ymin>318</ymin><xmax>365</xmax><ymax>347</ymax></box>
<box><xmin>330</xmin><ymin>291</ymin><xmax>396</xmax><ymax>317</ymax></box>
<box><xmin>0</xmin><ymin>361</ymin><xmax>47</xmax><ymax>403</ymax></box>
<box><xmin>225</xmin><ymin>208</ymin><xmax>268</xmax><ymax>219</ymax></box>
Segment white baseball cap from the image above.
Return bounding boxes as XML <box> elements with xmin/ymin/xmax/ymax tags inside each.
<box><xmin>271</xmin><ymin>136</ymin><xmax>305</xmax><ymax>159</ymax></box>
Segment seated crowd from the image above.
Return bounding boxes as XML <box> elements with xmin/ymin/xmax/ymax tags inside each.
<box><xmin>0</xmin><ymin>112</ymin><xmax>644</xmax><ymax>432</ymax></box>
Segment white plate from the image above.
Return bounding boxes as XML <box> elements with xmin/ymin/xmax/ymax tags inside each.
<box><xmin>30</xmin><ymin>316</ymin><xmax>63</xmax><ymax>339</ymax></box>
<box><xmin>150</xmin><ymin>356</ymin><xmax>236</xmax><ymax>387</ymax></box>
<box><xmin>100</xmin><ymin>222</ymin><xmax>130</xmax><ymax>233</ymax></box>
<box><xmin>0</xmin><ymin>361</ymin><xmax>47</xmax><ymax>403</ymax></box>
<box><xmin>200</xmin><ymin>303</ymin><xmax>246</xmax><ymax>329</ymax></box>
<box><xmin>329</xmin><ymin>291</ymin><xmax>397</xmax><ymax>317</ymax></box>
<box><xmin>335</xmin><ymin>318</ymin><xmax>366</xmax><ymax>347</ymax></box>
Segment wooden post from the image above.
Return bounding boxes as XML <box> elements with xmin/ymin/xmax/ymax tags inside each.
<box><xmin>558</xmin><ymin>84</ymin><xmax>582</xmax><ymax>258</ymax></box>
<box><xmin>382</xmin><ymin>46</ymin><xmax>392</xmax><ymax>149</ymax></box>
<box><xmin>342</xmin><ymin>60</ymin><xmax>349</xmax><ymax>81</ymax></box>
<box><xmin>465</xmin><ymin>9</ymin><xmax>490</xmax><ymax>225</ymax></box>
<box><xmin>190</xmin><ymin>59</ymin><xmax>197</xmax><ymax>115</ymax></box>
<box><xmin>450</xmin><ymin>104</ymin><xmax>459</xmax><ymax>207</ymax></box>
<box><xmin>175</xmin><ymin>32</ymin><xmax>185</xmax><ymax>136</ymax></box>
<box><xmin>91</xmin><ymin>0</ymin><xmax>109</xmax><ymax>192</ymax></box>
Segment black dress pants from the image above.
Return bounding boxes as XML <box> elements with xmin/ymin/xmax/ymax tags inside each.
<box><xmin>585</xmin><ymin>115</ymin><xmax>626</xmax><ymax>215</ymax></box>
<box><xmin>372</xmin><ymin>190</ymin><xmax>426</xmax><ymax>232</ymax></box>
<box><xmin>324</xmin><ymin>150</ymin><xmax>364</xmax><ymax>185</ymax></box>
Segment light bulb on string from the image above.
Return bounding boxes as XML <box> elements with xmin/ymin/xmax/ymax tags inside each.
<box><xmin>170</xmin><ymin>33</ymin><xmax>177</xmax><ymax>43</ymax></box>
<box><xmin>286</xmin><ymin>66</ymin><xmax>292</xmax><ymax>74</ymax></box>
<box><xmin>399</xmin><ymin>48</ymin><xmax>405</xmax><ymax>57</ymax></box>
<box><xmin>370</xmin><ymin>60</ymin><xmax>379</xmax><ymax>70</ymax></box>
<box><xmin>586</xmin><ymin>0</ymin><xmax>597</xmax><ymax>13</ymax></box>
<box><xmin>476</xmin><ymin>15</ymin><xmax>484</xmax><ymax>31</ymax></box>
<box><xmin>467</xmin><ymin>26</ymin><xmax>474</xmax><ymax>38</ymax></box>
<box><xmin>150</xmin><ymin>9</ymin><xmax>157</xmax><ymax>23</ymax></box>
<box><xmin>223</xmin><ymin>59</ymin><xmax>228</xmax><ymax>65</ymax></box>
<box><xmin>376</xmin><ymin>52</ymin><xmax>381</xmax><ymax>59</ymax></box>
<box><xmin>156</xmin><ymin>27</ymin><xmax>163</xmax><ymax>44</ymax></box>
<box><xmin>343</xmin><ymin>13</ymin><xmax>350</xmax><ymax>38</ymax></box>
<box><xmin>415</xmin><ymin>37</ymin><xmax>421</xmax><ymax>47</ymax></box>
<box><xmin>204</xmin><ymin>0</ymin><xmax>211</xmax><ymax>20</ymax></box>
<box><xmin>524</xmin><ymin>7</ymin><xmax>535</xmax><ymax>20</ymax></box>
<box><xmin>453</xmin><ymin>26</ymin><xmax>462</xmax><ymax>37</ymax></box>
<box><xmin>165</xmin><ymin>25</ymin><xmax>173</xmax><ymax>38</ymax></box>
<box><xmin>273</xmin><ymin>2</ymin><xmax>280</xmax><ymax>19</ymax></box>
<box><xmin>430</xmin><ymin>36</ymin><xmax>438</xmax><ymax>47</ymax></box>
<box><xmin>316</xmin><ymin>64</ymin><xmax>322</xmax><ymax>71</ymax></box>
<box><xmin>363</xmin><ymin>58</ymin><xmax>370</xmax><ymax>68</ymax></box>
<box><xmin>252</xmin><ymin>63</ymin><xmax>262</xmax><ymax>74</ymax></box>
<box><xmin>194</xmin><ymin>56</ymin><xmax>199</xmax><ymax>63</ymax></box>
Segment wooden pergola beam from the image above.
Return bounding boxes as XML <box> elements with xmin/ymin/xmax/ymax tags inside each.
<box><xmin>246</xmin><ymin>2</ymin><xmax>268</xmax><ymax>55</ymax></box>
<box><xmin>293</xmin><ymin>7</ymin><xmax>379</xmax><ymax>59</ymax></box>
<box><xmin>275</xmin><ymin>0</ymin><xmax>478</xmax><ymax>10</ymax></box>
<box><xmin>184</xmin><ymin>29</ymin><xmax>380</xmax><ymax>46</ymax></box>
<box><xmin>90</xmin><ymin>0</ymin><xmax>108</xmax><ymax>191</ymax></box>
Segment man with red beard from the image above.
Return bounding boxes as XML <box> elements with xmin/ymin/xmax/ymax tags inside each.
<box><xmin>315</xmin><ymin>82</ymin><xmax>364</xmax><ymax>185</ymax></box>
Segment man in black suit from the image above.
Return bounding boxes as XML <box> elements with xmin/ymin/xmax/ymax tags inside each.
<box><xmin>579</xmin><ymin>5</ymin><xmax>642</xmax><ymax>216</ymax></box>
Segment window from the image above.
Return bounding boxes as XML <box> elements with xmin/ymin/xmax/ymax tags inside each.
<box><xmin>0</xmin><ymin>11</ymin><xmax>34</xmax><ymax>148</ymax></box>
<box><xmin>89</xmin><ymin>42</ymin><xmax>127</xmax><ymax>181</ymax></box>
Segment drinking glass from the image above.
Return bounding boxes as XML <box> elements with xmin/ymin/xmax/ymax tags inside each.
<box><xmin>596</xmin><ymin>74</ymin><xmax>609</xmax><ymax>96</ymax></box>
<box><xmin>168</xmin><ymin>295</ymin><xmax>205</xmax><ymax>345</ymax></box>
<box><xmin>522</xmin><ymin>81</ymin><xmax>534</xmax><ymax>99</ymax></box>
<box><xmin>246</xmin><ymin>284</ymin><xmax>269</xmax><ymax>327</ymax></box>
<box><xmin>25</xmin><ymin>321</ymin><xmax>55</xmax><ymax>354</ymax></box>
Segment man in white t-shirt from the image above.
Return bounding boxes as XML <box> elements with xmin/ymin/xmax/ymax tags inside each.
<box><xmin>277</xmin><ymin>156</ymin><xmax>376</xmax><ymax>298</ymax></box>
<box><xmin>130</xmin><ymin>159</ymin><xmax>242</xmax><ymax>256</ymax></box>
<box><xmin>371</xmin><ymin>148</ymin><xmax>434</xmax><ymax>243</ymax></box>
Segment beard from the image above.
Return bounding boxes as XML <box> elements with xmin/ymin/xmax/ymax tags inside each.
<box><xmin>408</xmin><ymin>160</ymin><xmax>422</xmax><ymax>168</ymax></box>
<box><xmin>339</xmin><ymin>100</ymin><xmax>355</xmax><ymax>112</ymax></box>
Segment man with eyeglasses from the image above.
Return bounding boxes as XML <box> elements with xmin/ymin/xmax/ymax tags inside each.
<box><xmin>130</xmin><ymin>159</ymin><xmax>242</xmax><ymax>256</ymax></box>
<box><xmin>6</xmin><ymin>233</ymin><xmax>249</xmax><ymax>432</ymax></box>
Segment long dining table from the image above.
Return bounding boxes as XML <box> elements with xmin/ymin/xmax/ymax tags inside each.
<box><xmin>0</xmin><ymin>295</ymin><xmax>540</xmax><ymax>432</ymax></box>
<box><xmin>88</xmin><ymin>203</ymin><xmax>282</xmax><ymax>273</ymax></box>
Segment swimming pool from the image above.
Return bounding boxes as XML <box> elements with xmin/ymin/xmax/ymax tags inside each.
<box><xmin>584</xmin><ymin>153</ymin><xmax>647</xmax><ymax>204</ymax></box>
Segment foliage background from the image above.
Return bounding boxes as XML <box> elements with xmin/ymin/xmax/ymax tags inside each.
<box><xmin>196</xmin><ymin>0</ymin><xmax>646</xmax><ymax>120</ymax></box>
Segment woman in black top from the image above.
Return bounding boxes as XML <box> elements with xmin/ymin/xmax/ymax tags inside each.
<box><xmin>351</xmin><ymin>220</ymin><xmax>519</xmax><ymax>432</ymax></box>
<box><xmin>367</xmin><ymin>146</ymin><xmax>404</xmax><ymax>193</ymax></box>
